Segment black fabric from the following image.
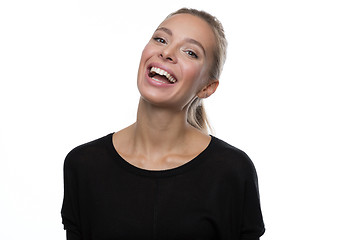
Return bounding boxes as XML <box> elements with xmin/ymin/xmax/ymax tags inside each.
<box><xmin>61</xmin><ymin>133</ymin><xmax>265</xmax><ymax>240</ymax></box>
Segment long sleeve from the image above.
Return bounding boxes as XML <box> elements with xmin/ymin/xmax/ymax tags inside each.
<box><xmin>61</xmin><ymin>152</ymin><xmax>82</xmax><ymax>240</ymax></box>
<box><xmin>239</xmin><ymin>157</ymin><xmax>265</xmax><ymax>240</ymax></box>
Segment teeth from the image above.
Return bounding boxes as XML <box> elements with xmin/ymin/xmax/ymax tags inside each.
<box><xmin>150</xmin><ymin>67</ymin><xmax>176</xmax><ymax>83</ymax></box>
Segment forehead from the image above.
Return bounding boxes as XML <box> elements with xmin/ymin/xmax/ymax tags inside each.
<box><xmin>158</xmin><ymin>14</ymin><xmax>216</xmax><ymax>52</ymax></box>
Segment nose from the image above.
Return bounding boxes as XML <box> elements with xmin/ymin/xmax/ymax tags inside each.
<box><xmin>159</xmin><ymin>46</ymin><xmax>177</xmax><ymax>63</ymax></box>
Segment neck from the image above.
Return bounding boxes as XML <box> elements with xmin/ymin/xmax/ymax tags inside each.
<box><xmin>131</xmin><ymin>98</ymin><xmax>193</xmax><ymax>153</ymax></box>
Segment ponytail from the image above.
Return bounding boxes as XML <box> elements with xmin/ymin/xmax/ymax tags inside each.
<box><xmin>187</xmin><ymin>98</ymin><xmax>212</xmax><ymax>134</ymax></box>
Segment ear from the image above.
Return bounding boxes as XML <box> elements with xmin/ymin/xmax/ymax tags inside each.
<box><xmin>197</xmin><ymin>80</ymin><xmax>219</xmax><ymax>99</ymax></box>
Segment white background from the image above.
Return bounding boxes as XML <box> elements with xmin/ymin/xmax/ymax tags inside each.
<box><xmin>1</xmin><ymin>0</ymin><xmax>359</xmax><ymax>239</ymax></box>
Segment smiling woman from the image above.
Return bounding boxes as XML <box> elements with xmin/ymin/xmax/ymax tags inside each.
<box><xmin>61</xmin><ymin>7</ymin><xmax>265</xmax><ymax>240</ymax></box>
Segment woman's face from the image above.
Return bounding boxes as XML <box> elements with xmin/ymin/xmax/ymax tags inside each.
<box><xmin>137</xmin><ymin>13</ymin><xmax>217</xmax><ymax>110</ymax></box>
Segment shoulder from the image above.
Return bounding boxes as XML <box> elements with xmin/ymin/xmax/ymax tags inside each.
<box><xmin>208</xmin><ymin>136</ymin><xmax>258</xmax><ymax>179</ymax></box>
<box><xmin>64</xmin><ymin>133</ymin><xmax>113</xmax><ymax>170</ymax></box>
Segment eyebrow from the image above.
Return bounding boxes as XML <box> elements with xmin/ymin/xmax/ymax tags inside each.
<box><xmin>155</xmin><ymin>27</ymin><xmax>206</xmax><ymax>56</ymax></box>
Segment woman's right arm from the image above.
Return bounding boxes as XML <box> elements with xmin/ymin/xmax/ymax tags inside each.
<box><xmin>61</xmin><ymin>152</ymin><xmax>82</xmax><ymax>240</ymax></box>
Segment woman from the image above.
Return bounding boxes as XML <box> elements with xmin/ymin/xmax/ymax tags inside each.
<box><xmin>61</xmin><ymin>8</ymin><xmax>265</xmax><ymax>240</ymax></box>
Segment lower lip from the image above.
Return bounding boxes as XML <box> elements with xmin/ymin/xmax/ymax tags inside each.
<box><xmin>145</xmin><ymin>70</ymin><xmax>176</xmax><ymax>88</ymax></box>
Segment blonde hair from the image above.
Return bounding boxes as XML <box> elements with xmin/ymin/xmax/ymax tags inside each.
<box><xmin>166</xmin><ymin>8</ymin><xmax>228</xmax><ymax>134</ymax></box>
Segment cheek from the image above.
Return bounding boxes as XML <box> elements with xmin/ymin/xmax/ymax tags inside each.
<box><xmin>138</xmin><ymin>44</ymin><xmax>154</xmax><ymax>77</ymax></box>
<box><xmin>182</xmin><ymin>61</ymin><xmax>209</xmax><ymax>89</ymax></box>
<box><xmin>140</xmin><ymin>43</ymin><xmax>157</xmax><ymax>61</ymax></box>
<box><xmin>182</xmin><ymin>60</ymin><xmax>202</xmax><ymax>79</ymax></box>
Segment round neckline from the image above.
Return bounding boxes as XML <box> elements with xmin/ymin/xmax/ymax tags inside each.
<box><xmin>107</xmin><ymin>133</ymin><xmax>216</xmax><ymax>178</ymax></box>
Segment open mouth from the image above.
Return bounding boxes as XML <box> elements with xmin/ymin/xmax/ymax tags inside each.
<box><xmin>148</xmin><ymin>67</ymin><xmax>177</xmax><ymax>84</ymax></box>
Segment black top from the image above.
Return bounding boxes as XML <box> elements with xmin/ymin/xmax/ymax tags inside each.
<box><xmin>61</xmin><ymin>133</ymin><xmax>265</xmax><ymax>240</ymax></box>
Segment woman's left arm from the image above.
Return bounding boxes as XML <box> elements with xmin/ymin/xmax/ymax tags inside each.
<box><xmin>238</xmin><ymin>155</ymin><xmax>265</xmax><ymax>240</ymax></box>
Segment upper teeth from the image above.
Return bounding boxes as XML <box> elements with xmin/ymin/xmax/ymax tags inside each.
<box><xmin>150</xmin><ymin>67</ymin><xmax>176</xmax><ymax>83</ymax></box>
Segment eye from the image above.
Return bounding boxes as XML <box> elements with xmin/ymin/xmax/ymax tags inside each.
<box><xmin>185</xmin><ymin>50</ymin><xmax>198</xmax><ymax>59</ymax></box>
<box><xmin>153</xmin><ymin>37</ymin><xmax>166</xmax><ymax>44</ymax></box>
